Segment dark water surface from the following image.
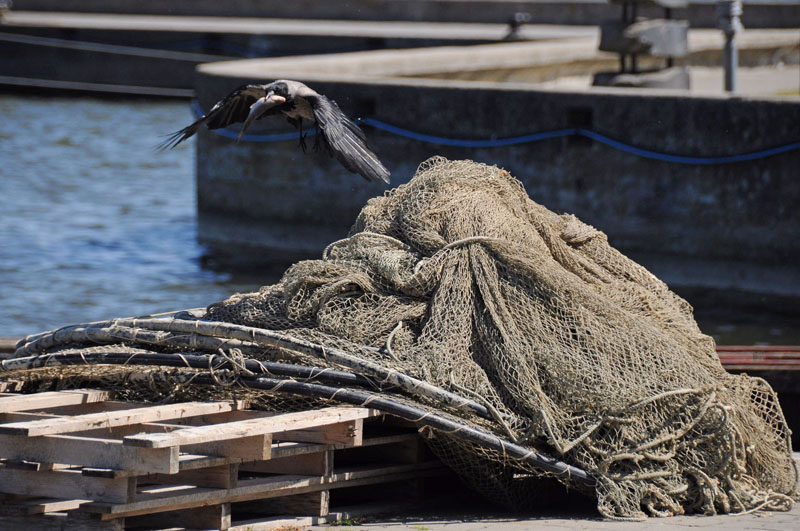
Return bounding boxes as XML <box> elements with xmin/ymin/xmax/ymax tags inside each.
<box><xmin>0</xmin><ymin>95</ymin><xmax>259</xmax><ymax>338</ymax></box>
<box><xmin>0</xmin><ymin>95</ymin><xmax>796</xmax><ymax>345</ymax></box>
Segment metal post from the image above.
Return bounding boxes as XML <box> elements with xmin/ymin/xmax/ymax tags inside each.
<box><xmin>716</xmin><ymin>0</ymin><xmax>743</xmax><ymax>93</ymax></box>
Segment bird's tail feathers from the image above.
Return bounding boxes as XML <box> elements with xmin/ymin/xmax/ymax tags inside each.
<box><xmin>334</xmin><ymin>132</ymin><xmax>391</xmax><ymax>184</ymax></box>
<box><xmin>155</xmin><ymin>118</ymin><xmax>205</xmax><ymax>151</ymax></box>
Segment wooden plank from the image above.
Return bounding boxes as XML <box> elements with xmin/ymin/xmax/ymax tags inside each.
<box><xmin>84</xmin><ymin>461</ymin><xmax>445</xmax><ymax>518</ymax></box>
<box><xmin>248</xmin><ymin>490</ymin><xmax>330</xmax><ymax>517</ymax></box>
<box><xmin>32</xmin><ymin>400</ymin><xmax>152</xmax><ymax>416</ymax></box>
<box><xmin>270</xmin><ymin>441</ymin><xmax>328</xmax><ymax>460</ymax></box>
<box><xmin>122</xmin><ymin>407</ymin><xmax>377</xmax><ymax>448</ymax></box>
<box><xmin>0</xmin><ymin>460</ymin><xmax>71</xmax><ymax>472</ymax></box>
<box><xmin>63</xmin><ymin>409</ymin><xmax>256</xmax><ymax>439</ymax></box>
<box><xmin>83</xmin><ymin>452</ymin><xmax>253</xmax><ymax>479</ymax></box>
<box><xmin>129</xmin><ymin>503</ymin><xmax>231</xmax><ymax>530</ymax></box>
<box><xmin>0</xmin><ymin>497</ymin><xmax>87</xmax><ymax>516</ymax></box>
<box><xmin>0</xmin><ymin>401</ymin><xmax>240</xmax><ymax>436</ymax></box>
<box><xmin>184</xmin><ymin>433</ymin><xmax>272</xmax><ymax>461</ymax></box>
<box><xmin>0</xmin><ymin>390</ymin><xmax>113</xmax><ymax>414</ymax></box>
<box><xmin>241</xmin><ymin>449</ymin><xmax>332</xmax><ymax>476</ymax></box>
<box><xmin>152</xmin><ymin>464</ymin><xmax>239</xmax><ymax>489</ymax></box>
<box><xmin>358</xmin><ymin>432</ymin><xmax>419</xmax><ymax>448</ymax></box>
<box><xmin>0</xmin><ymin>467</ymin><xmax>133</xmax><ymax>503</ymax></box>
<box><xmin>0</xmin><ymin>433</ymin><xmax>179</xmax><ymax>474</ymax></box>
<box><xmin>177</xmin><ymin>453</ymin><xmax>247</xmax><ymax>472</ymax></box>
<box><xmin>0</xmin><ymin>411</ymin><xmax>60</xmax><ymax>425</ymax></box>
<box><xmin>0</xmin><ymin>402</ymin><xmax>154</xmax><ymax>426</ymax></box>
<box><xmin>267</xmin><ymin>432</ymin><xmax>418</xmax><ymax>461</ymax></box>
<box><xmin>276</xmin><ymin>418</ymin><xmax>364</xmax><ymax>446</ymax></box>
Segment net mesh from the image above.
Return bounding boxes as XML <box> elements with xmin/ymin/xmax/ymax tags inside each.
<box><xmin>4</xmin><ymin>157</ymin><xmax>796</xmax><ymax>519</ymax></box>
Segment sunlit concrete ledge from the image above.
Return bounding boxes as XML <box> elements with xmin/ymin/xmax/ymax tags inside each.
<box><xmin>200</xmin><ymin>28</ymin><xmax>798</xmax><ymax>85</ymax></box>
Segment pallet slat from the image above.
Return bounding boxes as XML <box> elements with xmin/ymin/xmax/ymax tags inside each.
<box><xmin>0</xmin><ymin>433</ymin><xmax>180</xmax><ymax>474</ymax></box>
<box><xmin>0</xmin><ymin>389</ymin><xmax>113</xmax><ymax>413</ymax></box>
<box><xmin>84</xmin><ymin>461</ymin><xmax>445</xmax><ymax>518</ymax></box>
<box><xmin>0</xmin><ymin>496</ymin><xmax>88</xmax><ymax>516</ymax></box>
<box><xmin>122</xmin><ymin>407</ymin><xmax>378</xmax><ymax>448</ymax></box>
<box><xmin>0</xmin><ymin>401</ymin><xmax>242</xmax><ymax>436</ymax></box>
<box><xmin>276</xmin><ymin>419</ymin><xmax>364</xmax><ymax>446</ymax></box>
<box><xmin>0</xmin><ymin>467</ymin><xmax>134</xmax><ymax>504</ymax></box>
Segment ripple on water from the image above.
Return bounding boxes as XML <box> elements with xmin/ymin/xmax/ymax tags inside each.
<box><xmin>0</xmin><ymin>95</ymin><xmax>258</xmax><ymax>337</ymax></box>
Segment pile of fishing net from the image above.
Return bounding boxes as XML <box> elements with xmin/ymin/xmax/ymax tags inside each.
<box><xmin>3</xmin><ymin>157</ymin><xmax>796</xmax><ymax>519</ymax></box>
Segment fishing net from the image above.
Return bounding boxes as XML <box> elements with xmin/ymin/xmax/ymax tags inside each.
<box><xmin>4</xmin><ymin>157</ymin><xmax>796</xmax><ymax>519</ymax></box>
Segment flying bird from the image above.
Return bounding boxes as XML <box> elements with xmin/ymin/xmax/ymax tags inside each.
<box><xmin>161</xmin><ymin>79</ymin><xmax>390</xmax><ymax>184</ymax></box>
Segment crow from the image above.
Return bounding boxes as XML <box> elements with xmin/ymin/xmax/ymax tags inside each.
<box><xmin>161</xmin><ymin>79</ymin><xmax>390</xmax><ymax>184</ymax></box>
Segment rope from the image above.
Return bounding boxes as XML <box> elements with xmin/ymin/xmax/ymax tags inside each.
<box><xmin>189</xmin><ymin>101</ymin><xmax>800</xmax><ymax>165</ymax></box>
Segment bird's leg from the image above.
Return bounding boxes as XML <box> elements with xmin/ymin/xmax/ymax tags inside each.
<box><xmin>297</xmin><ymin>118</ymin><xmax>307</xmax><ymax>153</ymax></box>
<box><xmin>286</xmin><ymin>117</ymin><xmax>307</xmax><ymax>153</ymax></box>
<box><xmin>313</xmin><ymin>122</ymin><xmax>323</xmax><ymax>152</ymax></box>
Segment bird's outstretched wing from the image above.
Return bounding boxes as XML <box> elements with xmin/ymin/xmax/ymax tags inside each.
<box><xmin>307</xmin><ymin>94</ymin><xmax>390</xmax><ymax>184</ymax></box>
<box><xmin>158</xmin><ymin>84</ymin><xmax>272</xmax><ymax>150</ymax></box>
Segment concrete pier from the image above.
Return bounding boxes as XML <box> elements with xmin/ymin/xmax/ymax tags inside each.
<box><xmin>192</xmin><ymin>34</ymin><xmax>800</xmax><ymax>300</ymax></box>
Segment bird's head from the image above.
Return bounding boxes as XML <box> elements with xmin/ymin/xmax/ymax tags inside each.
<box><xmin>257</xmin><ymin>81</ymin><xmax>291</xmax><ymax>109</ymax></box>
<box><xmin>267</xmin><ymin>80</ymin><xmax>292</xmax><ymax>101</ymax></box>
<box><xmin>238</xmin><ymin>82</ymin><xmax>291</xmax><ymax>141</ymax></box>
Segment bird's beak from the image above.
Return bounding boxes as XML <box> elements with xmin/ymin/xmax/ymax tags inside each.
<box><xmin>238</xmin><ymin>93</ymin><xmax>287</xmax><ymax>141</ymax></box>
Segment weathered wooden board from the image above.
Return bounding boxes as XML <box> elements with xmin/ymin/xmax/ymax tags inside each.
<box><xmin>0</xmin><ymin>496</ymin><xmax>87</xmax><ymax>516</ymax></box>
<box><xmin>0</xmin><ymin>467</ymin><xmax>134</xmax><ymax>504</ymax></box>
<box><xmin>129</xmin><ymin>502</ymin><xmax>232</xmax><ymax>530</ymax></box>
<box><xmin>241</xmin><ymin>448</ymin><xmax>332</xmax><ymax>476</ymax></box>
<box><xmin>84</xmin><ymin>461</ymin><xmax>446</xmax><ymax>518</ymax></box>
<box><xmin>276</xmin><ymin>418</ymin><xmax>364</xmax><ymax>446</ymax></box>
<box><xmin>0</xmin><ymin>390</ymin><xmax>113</xmax><ymax>414</ymax></box>
<box><xmin>0</xmin><ymin>433</ymin><xmax>179</xmax><ymax>474</ymax></box>
<box><xmin>122</xmin><ymin>407</ymin><xmax>377</xmax><ymax>448</ymax></box>
<box><xmin>0</xmin><ymin>401</ymin><xmax>240</xmax><ymax>436</ymax></box>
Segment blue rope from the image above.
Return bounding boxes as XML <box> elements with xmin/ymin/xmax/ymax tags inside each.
<box><xmin>206</xmin><ymin>125</ymin><xmax>314</xmax><ymax>143</ymax></box>
<box><xmin>575</xmin><ymin>129</ymin><xmax>800</xmax><ymax>165</ymax></box>
<box><xmin>358</xmin><ymin>118</ymin><xmax>575</xmax><ymax>148</ymax></box>
<box><xmin>190</xmin><ymin>100</ymin><xmax>800</xmax><ymax>165</ymax></box>
<box><xmin>359</xmin><ymin>118</ymin><xmax>800</xmax><ymax>165</ymax></box>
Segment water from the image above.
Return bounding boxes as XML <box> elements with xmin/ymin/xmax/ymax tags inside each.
<box><xmin>0</xmin><ymin>95</ymin><xmax>259</xmax><ymax>338</ymax></box>
<box><xmin>0</xmin><ymin>95</ymin><xmax>796</xmax><ymax>345</ymax></box>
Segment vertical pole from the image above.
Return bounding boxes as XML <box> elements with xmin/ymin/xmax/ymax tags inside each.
<box><xmin>628</xmin><ymin>2</ymin><xmax>638</xmax><ymax>73</ymax></box>
<box><xmin>717</xmin><ymin>0</ymin><xmax>743</xmax><ymax>93</ymax></box>
<box><xmin>620</xmin><ymin>2</ymin><xmax>629</xmax><ymax>73</ymax></box>
<box><xmin>723</xmin><ymin>31</ymin><xmax>738</xmax><ymax>92</ymax></box>
<box><xmin>665</xmin><ymin>7</ymin><xmax>674</xmax><ymax>69</ymax></box>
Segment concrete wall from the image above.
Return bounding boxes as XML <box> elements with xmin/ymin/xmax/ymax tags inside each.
<box><xmin>13</xmin><ymin>0</ymin><xmax>800</xmax><ymax>28</ymax></box>
<box><xmin>193</xmin><ymin>45</ymin><xmax>800</xmax><ymax>299</ymax></box>
<box><xmin>0</xmin><ymin>25</ymin><xmax>488</xmax><ymax>91</ymax></box>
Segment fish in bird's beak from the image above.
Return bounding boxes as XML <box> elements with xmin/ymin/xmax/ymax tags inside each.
<box><xmin>238</xmin><ymin>92</ymin><xmax>287</xmax><ymax>141</ymax></box>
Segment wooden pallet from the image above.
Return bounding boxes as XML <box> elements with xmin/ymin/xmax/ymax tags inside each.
<box><xmin>0</xmin><ymin>390</ymin><xmax>449</xmax><ymax>530</ymax></box>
